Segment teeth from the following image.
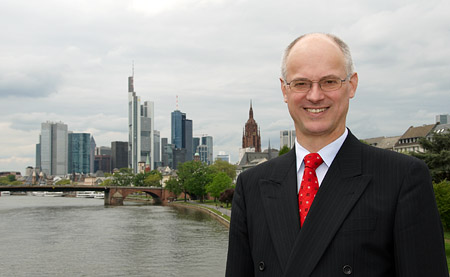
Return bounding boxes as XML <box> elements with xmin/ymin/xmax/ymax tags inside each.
<box><xmin>306</xmin><ymin>108</ymin><xmax>326</xmax><ymax>113</ymax></box>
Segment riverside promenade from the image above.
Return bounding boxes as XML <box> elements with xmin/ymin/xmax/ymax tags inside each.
<box><xmin>168</xmin><ymin>201</ymin><xmax>231</xmax><ymax>228</ymax></box>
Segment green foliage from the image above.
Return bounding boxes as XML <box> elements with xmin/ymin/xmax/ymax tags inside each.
<box><xmin>413</xmin><ymin>132</ymin><xmax>450</xmax><ymax>183</ymax></box>
<box><xmin>178</xmin><ymin>161</ymin><xmax>214</xmax><ymax>202</ymax></box>
<box><xmin>210</xmin><ymin>160</ymin><xmax>237</xmax><ymax>180</ymax></box>
<box><xmin>134</xmin><ymin>172</ymin><xmax>148</xmax><ymax>187</ymax></box>
<box><xmin>206</xmin><ymin>172</ymin><xmax>232</xmax><ymax>200</ymax></box>
<box><xmin>165</xmin><ymin>177</ymin><xmax>183</xmax><ymax>196</ymax></box>
<box><xmin>112</xmin><ymin>168</ymin><xmax>134</xmax><ymax>186</ymax></box>
<box><xmin>7</xmin><ymin>174</ymin><xmax>16</xmax><ymax>182</ymax></box>
<box><xmin>144</xmin><ymin>170</ymin><xmax>162</xmax><ymax>187</ymax></box>
<box><xmin>55</xmin><ymin>179</ymin><xmax>70</xmax><ymax>185</ymax></box>
<box><xmin>434</xmin><ymin>180</ymin><xmax>450</xmax><ymax>231</ymax></box>
<box><xmin>100</xmin><ymin>179</ymin><xmax>112</xmax><ymax>186</ymax></box>
<box><xmin>279</xmin><ymin>145</ymin><xmax>291</xmax><ymax>156</ymax></box>
<box><xmin>0</xmin><ymin>176</ymin><xmax>21</xmax><ymax>185</ymax></box>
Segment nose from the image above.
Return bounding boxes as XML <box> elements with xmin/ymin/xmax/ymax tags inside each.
<box><xmin>305</xmin><ymin>82</ymin><xmax>325</xmax><ymax>102</ymax></box>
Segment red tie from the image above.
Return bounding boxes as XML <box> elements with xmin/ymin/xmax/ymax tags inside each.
<box><xmin>299</xmin><ymin>153</ymin><xmax>323</xmax><ymax>226</ymax></box>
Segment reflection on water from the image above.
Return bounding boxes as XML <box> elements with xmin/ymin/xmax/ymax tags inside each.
<box><xmin>0</xmin><ymin>196</ymin><xmax>228</xmax><ymax>277</ymax></box>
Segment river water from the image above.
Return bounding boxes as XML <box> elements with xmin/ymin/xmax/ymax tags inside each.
<box><xmin>0</xmin><ymin>195</ymin><xmax>229</xmax><ymax>277</ymax></box>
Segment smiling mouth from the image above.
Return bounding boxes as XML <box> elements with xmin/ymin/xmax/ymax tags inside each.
<box><xmin>305</xmin><ymin>108</ymin><xmax>327</xmax><ymax>113</ymax></box>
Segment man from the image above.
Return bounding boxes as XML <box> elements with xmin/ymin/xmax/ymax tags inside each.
<box><xmin>226</xmin><ymin>33</ymin><xmax>448</xmax><ymax>276</ymax></box>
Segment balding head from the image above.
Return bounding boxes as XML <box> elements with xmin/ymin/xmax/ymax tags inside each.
<box><xmin>281</xmin><ymin>33</ymin><xmax>354</xmax><ymax>80</ymax></box>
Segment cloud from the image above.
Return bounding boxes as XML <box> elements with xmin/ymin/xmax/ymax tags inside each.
<box><xmin>0</xmin><ymin>62</ymin><xmax>63</xmax><ymax>98</ymax></box>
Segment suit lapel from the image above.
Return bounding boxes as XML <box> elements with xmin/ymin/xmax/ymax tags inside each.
<box><xmin>260</xmin><ymin>149</ymin><xmax>300</xmax><ymax>271</ymax></box>
<box><xmin>284</xmin><ymin>132</ymin><xmax>372</xmax><ymax>276</ymax></box>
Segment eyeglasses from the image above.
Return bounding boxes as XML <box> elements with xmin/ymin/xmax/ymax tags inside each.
<box><xmin>284</xmin><ymin>74</ymin><xmax>352</xmax><ymax>93</ymax></box>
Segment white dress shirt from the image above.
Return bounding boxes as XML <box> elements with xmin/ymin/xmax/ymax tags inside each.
<box><xmin>295</xmin><ymin>128</ymin><xmax>348</xmax><ymax>192</ymax></box>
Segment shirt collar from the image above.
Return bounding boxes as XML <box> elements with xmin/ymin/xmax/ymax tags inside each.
<box><xmin>295</xmin><ymin>128</ymin><xmax>348</xmax><ymax>172</ymax></box>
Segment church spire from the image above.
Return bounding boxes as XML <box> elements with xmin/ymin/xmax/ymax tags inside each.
<box><xmin>242</xmin><ymin>100</ymin><xmax>261</xmax><ymax>152</ymax></box>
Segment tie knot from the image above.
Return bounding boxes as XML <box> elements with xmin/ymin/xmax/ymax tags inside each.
<box><xmin>304</xmin><ymin>153</ymin><xmax>323</xmax><ymax>170</ymax></box>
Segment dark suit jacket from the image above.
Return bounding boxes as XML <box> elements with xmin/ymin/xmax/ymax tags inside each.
<box><xmin>226</xmin><ymin>131</ymin><xmax>448</xmax><ymax>276</ymax></box>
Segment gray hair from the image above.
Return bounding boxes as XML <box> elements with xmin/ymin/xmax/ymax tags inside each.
<box><xmin>281</xmin><ymin>33</ymin><xmax>354</xmax><ymax>80</ymax></box>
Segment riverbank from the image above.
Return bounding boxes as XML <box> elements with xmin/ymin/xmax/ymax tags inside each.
<box><xmin>168</xmin><ymin>201</ymin><xmax>230</xmax><ymax>229</ymax></box>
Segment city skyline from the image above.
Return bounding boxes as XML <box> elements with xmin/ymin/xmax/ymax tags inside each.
<box><xmin>1</xmin><ymin>0</ymin><xmax>450</xmax><ymax>173</ymax></box>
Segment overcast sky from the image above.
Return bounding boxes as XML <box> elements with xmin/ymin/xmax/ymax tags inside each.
<box><xmin>1</xmin><ymin>0</ymin><xmax>449</xmax><ymax>174</ymax></box>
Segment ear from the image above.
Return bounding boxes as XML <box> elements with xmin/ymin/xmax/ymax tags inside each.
<box><xmin>280</xmin><ymin>78</ymin><xmax>288</xmax><ymax>103</ymax></box>
<box><xmin>348</xmin><ymin>72</ymin><xmax>358</xmax><ymax>99</ymax></box>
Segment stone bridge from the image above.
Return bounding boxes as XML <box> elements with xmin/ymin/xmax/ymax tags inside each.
<box><xmin>0</xmin><ymin>186</ymin><xmax>176</xmax><ymax>206</ymax></box>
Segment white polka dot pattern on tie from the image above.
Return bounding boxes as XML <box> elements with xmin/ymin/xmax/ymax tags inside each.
<box><xmin>298</xmin><ymin>153</ymin><xmax>323</xmax><ymax>226</ymax></box>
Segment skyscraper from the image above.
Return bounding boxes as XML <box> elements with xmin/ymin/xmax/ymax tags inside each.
<box><xmin>280</xmin><ymin>130</ymin><xmax>296</xmax><ymax>149</ymax></box>
<box><xmin>193</xmin><ymin>137</ymin><xmax>200</xmax><ymax>154</ymax></box>
<box><xmin>128</xmin><ymin>74</ymin><xmax>155</xmax><ymax>173</ymax></box>
<box><xmin>171</xmin><ymin>109</ymin><xmax>193</xmax><ymax>163</ymax></box>
<box><xmin>161</xmin><ymin>137</ymin><xmax>175</xmax><ymax>169</ymax></box>
<box><xmin>39</xmin><ymin>121</ymin><xmax>68</xmax><ymax>176</ymax></box>
<box><xmin>90</xmin><ymin>136</ymin><xmax>96</xmax><ymax>174</ymax></box>
<box><xmin>68</xmin><ymin>133</ymin><xmax>91</xmax><ymax>174</ymax></box>
<box><xmin>171</xmin><ymin>110</ymin><xmax>184</xmax><ymax>149</ymax></box>
<box><xmin>153</xmin><ymin>130</ymin><xmax>161</xmax><ymax>168</ymax></box>
<box><xmin>111</xmin><ymin>141</ymin><xmax>128</xmax><ymax>170</ymax></box>
<box><xmin>201</xmin><ymin>135</ymin><xmax>213</xmax><ymax>165</ymax></box>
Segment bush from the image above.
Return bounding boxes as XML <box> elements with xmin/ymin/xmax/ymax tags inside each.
<box><xmin>434</xmin><ymin>180</ymin><xmax>450</xmax><ymax>231</ymax></box>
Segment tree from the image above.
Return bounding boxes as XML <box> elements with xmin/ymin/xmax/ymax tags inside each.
<box><xmin>206</xmin><ymin>172</ymin><xmax>232</xmax><ymax>201</ymax></box>
<box><xmin>178</xmin><ymin>161</ymin><xmax>214</xmax><ymax>202</ymax></box>
<box><xmin>279</xmin><ymin>145</ymin><xmax>291</xmax><ymax>156</ymax></box>
<box><xmin>7</xmin><ymin>174</ymin><xmax>16</xmax><ymax>182</ymax></box>
<box><xmin>112</xmin><ymin>168</ymin><xmax>134</xmax><ymax>186</ymax></box>
<box><xmin>165</xmin><ymin>176</ymin><xmax>183</xmax><ymax>196</ymax></box>
<box><xmin>219</xmin><ymin>188</ymin><xmax>234</xmax><ymax>208</ymax></box>
<box><xmin>412</xmin><ymin>132</ymin><xmax>450</xmax><ymax>183</ymax></box>
<box><xmin>100</xmin><ymin>179</ymin><xmax>113</xmax><ymax>186</ymax></box>
<box><xmin>433</xmin><ymin>180</ymin><xmax>450</xmax><ymax>231</ymax></box>
<box><xmin>134</xmin><ymin>172</ymin><xmax>148</xmax><ymax>187</ymax></box>
<box><xmin>145</xmin><ymin>170</ymin><xmax>162</xmax><ymax>187</ymax></box>
<box><xmin>210</xmin><ymin>159</ymin><xmax>237</xmax><ymax>180</ymax></box>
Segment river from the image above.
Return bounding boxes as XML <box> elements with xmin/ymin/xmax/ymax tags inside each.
<box><xmin>0</xmin><ymin>195</ymin><xmax>229</xmax><ymax>276</ymax></box>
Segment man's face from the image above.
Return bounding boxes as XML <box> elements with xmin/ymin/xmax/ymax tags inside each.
<box><xmin>281</xmin><ymin>35</ymin><xmax>358</xmax><ymax>144</ymax></box>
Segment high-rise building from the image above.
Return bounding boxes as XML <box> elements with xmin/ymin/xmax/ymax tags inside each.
<box><xmin>68</xmin><ymin>133</ymin><xmax>91</xmax><ymax>174</ymax></box>
<box><xmin>216</xmin><ymin>151</ymin><xmax>230</xmax><ymax>163</ymax></box>
<box><xmin>94</xmin><ymin>155</ymin><xmax>111</xmax><ymax>173</ymax></box>
<box><xmin>128</xmin><ymin>74</ymin><xmax>155</xmax><ymax>173</ymax></box>
<box><xmin>171</xmin><ymin>109</ymin><xmax>193</xmax><ymax>162</ymax></box>
<box><xmin>153</xmin><ymin>130</ymin><xmax>161</xmax><ymax>168</ymax></box>
<box><xmin>94</xmin><ymin>146</ymin><xmax>111</xmax><ymax>173</ymax></box>
<box><xmin>193</xmin><ymin>137</ymin><xmax>200</xmax><ymax>154</ymax></box>
<box><xmin>35</xmin><ymin>139</ymin><xmax>41</xmax><ymax>172</ymax></box>
<box><xmin>280</xmin><ymin>130</ymin><xmax>296</xmax><ymax>149</ymax></box>
<box><xmin>173</xmin><ymin>148</ymin><xmax>186</xmax><ymax>169</ymax></box>
<box><xmin>436</xmin><ymin>114</ymin><xmax>450</xmax><ymax>124</ymax></box>
<box><xmin>95</xmin><ymin>146</ymin><xmax>112</xmax><ymax>156</ymax></box>
<box><xmin>111</xmin><ymin>141</ymin><xmax>128</xmax><ymax>170</ymax></box>
<box><xmin>161</xmin><ymin>138</ymin><xmax>175</xmax><ymax>169</ymax></box>
<box><xmin>184</xmin><ymin>119</ymin><xmax>193</xmax><ymax>161</ymax></box>
<box><xmin>242</xmin><ymin>101</ymin><xmax>261</xmax><ymax>152</ymax></box>
<box><xmin>90</xmin><ymin>136</ymin><xmax>96</xmax><ymax>174</ymax></box>
<box><xmin>201</xmin><ymin>135</ymin><xmax>213</xmax><ymax>165</ymax></box>
<box><xmin>171</xmin><ymin>110</ymin><xmax>184</xmax><ymax>149</ymax></box>
<box><xmin>39</xmin><ymin>121</ymin><xmax>68</xmax><ymax>176</ymax></box>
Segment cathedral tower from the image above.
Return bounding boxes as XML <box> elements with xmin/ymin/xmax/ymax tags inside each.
<box><xmin>242</xmin><ymin>101</ymin><xmax>261</xmax><ymax>152</ymax></box>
